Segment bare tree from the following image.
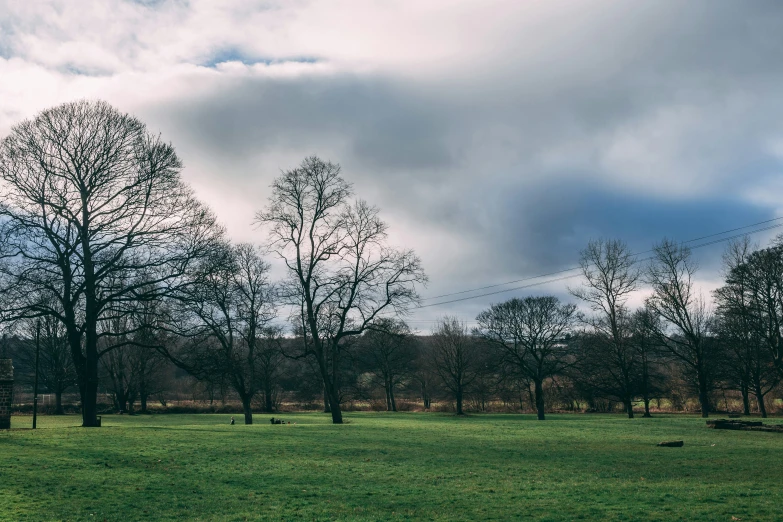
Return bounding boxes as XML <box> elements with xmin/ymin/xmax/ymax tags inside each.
<box><xmin>15</xmin><ymin>313</ymin><xmax>78</xmax><ymax>414</ymax></box>
<box><xmin>716</xmin><ymin>239</ymin><xmax>783</xmax><ymax>416</ymax></box>
<box><xmin>255</xmin><ymin>156</ymin><xmax>426</xmax><ymax>424</ymax></box>
<box><xmin>130</xmin><ymin>297</ymin><xmax>172</xmax><ymax>413</ymax></box>
<box><xmin>646</xmin><ymin>239</ymin><xmax>715</xmax><ymax>417</ymax></box>
<box><xmin>0</xmin><ymin>100</ymin><xmax>222</xmax><ymax>426</ymax></box>
<box><xmin>100</xmin><ymin>333</ymin><xmax>136</xmax><ymax>413</ymax></box>
<box><xmin>165</xmin><ymin>243</ymin><xmax>278</xmax><ymax>424</ymax></box>
<box><xmin>98</xmin><ymin>303</ymin><xmax>169</xmax><ymax>414</ymax></box>
<box><xmin>741</xmin><ymin>241</ymin><xmax>783</xmax><ymax>381</ymax></box>
<box><xmin>358</xmin><ymin>318</ymin><xmax>416</xmax><ymax>412</ymax></box>
<box><xmin>630</xmin><ymin>306</ymin><xmax>668</xmax><ymax>417</ymax></box>
<box><xmin>476</xmin><ymin>296</ymin><xmax>577</xmax><ymax>420</ymax></box>
<box><xmin>413</xmin><ymin>336</ymin><xmax>438</xmax><ymax>409</ymax></box>
<box><xmin>430</xmin><ymin>317</ymin><xmax>484</xmax><ymax>415</ymax></box>
<box><xmin>570</xmin><ymin>238</ymin><xmax>641</xmax><ymax>418</ymax></box>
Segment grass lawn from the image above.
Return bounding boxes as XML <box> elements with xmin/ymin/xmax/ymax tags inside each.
<box><xmin>1</xmin><ymin>413</ymin><xmax>782</xmax><ymax>521</ymax></box>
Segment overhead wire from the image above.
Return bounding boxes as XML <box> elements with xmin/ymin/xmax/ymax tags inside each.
<box><xmin>418</xmin><ymin>216</ymin><xmax>783</xmax><ymax>302</ymax></box>
<box><xmin>415</xmin><ymin>218</ymin><xmax>783</xmax><ymax>309</ymax></box>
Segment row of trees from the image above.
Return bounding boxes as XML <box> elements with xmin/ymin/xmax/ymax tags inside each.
<box><xmin>0</xmin><ymin>101</ymin><xmax>425</xmax><ymax>426</ymax></box>
<box><xmin>6</xmin><ymin>235</ymin><xmax>783</xmax><ymax>422</ymax></box>
<box><xmin>6</xmin><ymin>278</ymin><xmax>780</xmax><ymax>423</ymax></box>
<box><xmin>1</xmin><ymin>101</ymin><xmax>782</xmax><ymax>427</ymax></box>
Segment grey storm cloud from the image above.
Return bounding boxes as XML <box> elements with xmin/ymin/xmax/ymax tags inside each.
<box><xmin>2</xmin><ymin>0</ymin><xmax>783</xmax><ymax>327</ymax></box>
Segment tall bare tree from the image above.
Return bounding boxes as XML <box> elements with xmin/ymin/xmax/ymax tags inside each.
<box><xmin>646</xmin><ymin>239</ymin><xmax>715</xmax><ymax>417</ymax></box>
<box><xmin>476</xmin><ymin>296</ymin><xmax>577</xmax><ymax>420</ymax></box>
<box><xmin>256</xmin><ymin>156</ymin><xmax>426</xmax><ymax>424</ymax></box>
<box><xmin>0</xmin><ymin>100</ymin><xmax>221</xmax><ymax>426</ymax></box>
<box><xmin>570</xmin><ymin>239</ymin><xmax>641</xmax><ymax>418</ymax></box>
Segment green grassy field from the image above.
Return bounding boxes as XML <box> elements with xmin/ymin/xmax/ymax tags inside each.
<box><xmin>1</xmin><ymin>413</ymin><xmax>782</xmax><ymax>521</ymax></box>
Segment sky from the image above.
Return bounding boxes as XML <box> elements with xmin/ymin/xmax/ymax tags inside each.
<box><xmin>2</xmin><ymin>0</ymin><xmax>783</xmax><ymax>332</ymax></box>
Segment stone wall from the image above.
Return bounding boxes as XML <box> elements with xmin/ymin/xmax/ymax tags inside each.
<box><xmin>0</xmin><ymin>359</ymin><xmax>13</xmax><ymax>429</ymax></box>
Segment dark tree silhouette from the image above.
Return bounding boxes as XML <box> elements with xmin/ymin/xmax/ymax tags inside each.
<box><xmin>571</xmin><ymin>239</ymin><xmax>641</xmax><ymax>418</ymax></box>
<box><xmin>0</xmin><ymin>100</ymin><xmax>221</xmax><ymax>426</ymax></box>
<box><xmin>255</xmin><ymin>156</ymin><xmax>426</xmax><ymax>424</ymax></box>
<box><xmin>716</xmin><ymin>239</ymin><xmax>782</xmax><ymax>416</ymax></box>
<box><xmin>165</xmin><ymin>243</ymin><xmax>279</xmax><ymax>424</ymax></box>
<box><xmin>476</xmin><ymin>296</ymin><xmax>577</xmax><ymax>420</ymax></box>
<box><xmin>430</xmin><ymin>317</ymin><xmax>484</xmax><ymax>415</ymax></box>
<box><xmin>646</xmin><ymin>239</ymin><xmax>715</xmax><ymax>418</ymax></box>
<box><xmin>15</xmin><ymin>314</ymin><xmax>78</xmax><ymax>414</ymax></box>
<box><xmin>358</xmin><ymin>318</ymin><xmax>415</xmax><ymax>412</ymax></box>
<box><xmin>630</xmin><ymin>307</ymin><xmax>668</xmax><ymax>417</ymax></box>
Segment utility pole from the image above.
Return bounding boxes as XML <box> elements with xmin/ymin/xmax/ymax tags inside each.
<box><xmin>32</xmin><ymin>319</ymin><xmax>40</xmax><ymax>429</ymax></box>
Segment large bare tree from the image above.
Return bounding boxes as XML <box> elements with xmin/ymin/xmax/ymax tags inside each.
<box><xmin>570</xmin><ymin>238</ymin><xmax>641</xmax><ymax>418</ymax></box>
<box><xmin>0</xmin><ymin>100</ymin><xmax>221</xmax><ymax>426</ymax></box>
<box><xmin>646</xmin><ymin>239</ymin><xmax>715</xmax><ymax>417</ymax></box>
<box><xmin>476</xmin><ymin>296</ymin><xmax>577</xmax><ymax>420</ymax></box>
<box><xmin>256</xmin><ymin>156</ymin><xmax>426</xmax><ymax>423</ymax></box>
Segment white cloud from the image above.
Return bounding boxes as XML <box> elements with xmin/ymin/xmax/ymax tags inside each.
<box><xmin>2</xmin><ymin>0</ymin><xmax>783</xmax><ymax>328</ymax></box>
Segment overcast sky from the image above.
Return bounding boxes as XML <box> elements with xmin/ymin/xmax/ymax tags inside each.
<box><xmin>2</xmin><ymin>0</ymin><xmax>783</xmax><ymax>331</ymax></box>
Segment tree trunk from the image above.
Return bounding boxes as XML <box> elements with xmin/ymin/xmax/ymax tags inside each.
<box><xmin>456</xmin><ymin>386</ymin><xmax>464</xmax><ymax>415</ymax></box>
<box><xmin>115</xmin><ymin>391</ymin><xmax>127</xmax><ymax>413</ymax></box>
<box><xmin>421</xmin><ymin>381</ymin><xmax>430</xmax><ymax>409</ymax></box>
<box><xmin>755</xmin><ymin>385</ymin><xmax>768</xmax><ymax>418</ymax></box>
<box><xmin>697</xmin><ymin>373</ymin><xmax>710</xmax><ymax>418</ymax></box>
<box><xmin>741</xmin><ymin>385</ymin><xmax>750</xmax><ymax>416</ymax></box>
<box><xmin>55</xmin><ymin>391</ymin><xmax>64</xmax><ymax>415</ymax></box>
<box><xmin>80</xmin><ymin>343</ymin><xmax>100</xmax><ymax>426</ymax></box>
<box><xmin>385</xmin><ymin>380</ymin><xmax>392</xmax><ymax>411</ymax></box>
<box><xmin>624</xmin><ymin>397</ymin><xmax>635</xmax><ymax>419</ymax></box>
<box><xmin>140</xmin><ymin>394</ymin><xmax>148</xmax><ymax>414</ymax></box>
<box><xmin>315</xmin><ymin>343</ymin><xmax>342</xmax><ymax>423</ymax></box>
<box><xmin>81</xmin><ymin>240</ymin><xmax>100</xmax><ymax>428</ymax></box>
<box><xmin>643</xmin><ymin>397</ymin><xmax>651</xmax><ymax>418</ymax></box>
<box><xmin>534</xmin><ymin>379</ymin><xmax>545</xmax><ymax>420</ymax></box>
<box><xmin>326</xmin><ymin>385</ymin><xmax>343</xmax><ymax>424</ymax></box>
<box><xmin>389</xmin><ymin>383</ymin><xmax>397</xmax><ymax>412</ymax></box>
<box><xmin>241</xmin><ymin>395</ymin><xmax>253</xmax><ymax>425</ymax></box>
<box><xmin>82</xmin><ymin>380</ymin><xmax>98</xmax><ymax>426</ymax></box>
<box><xmin>264</xmin><ymin>382</ymin><xmax>274</xmax><ymax>413</ymax></box>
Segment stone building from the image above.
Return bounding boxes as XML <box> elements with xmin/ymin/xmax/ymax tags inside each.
<box><xmin>0</xmin><ymin>359</ymin><xmax>13</xmax><ymax>429</ymax></box>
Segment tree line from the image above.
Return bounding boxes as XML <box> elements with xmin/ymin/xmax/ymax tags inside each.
<box><xmin>1</xmin><ymin>101</ymin><xmax>782</xmax><ymax>426</ymax></box>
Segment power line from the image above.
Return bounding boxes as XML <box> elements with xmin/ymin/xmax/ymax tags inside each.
<box><xmin>419</xmin><ymin>216</ymin><xmax>783</xmax><ymax>302</ymax></box>
<box><xmin>415</xmin><ymin>219</ymin><xmax>783</xmax><ymax>309</ymax></box>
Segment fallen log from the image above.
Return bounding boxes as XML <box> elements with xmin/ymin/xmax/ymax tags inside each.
<box><xmin>707</xmin><ymin>419</ymin><xmax>782</xmax><ymax>433</ymax></box>
<box><xmin>748</xmin><ymin>425</ymin><xmax>783</xmax><ymax>433</ymax></box>
<box><xmin>707</xmin><ymin>420</ymin><xmax>761</xmax><ymax>428</ymax></box>
<box><xmin>657</xmin><ymin>440</ymin><xmax>684</xmax><ymax>447</ymax></box>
